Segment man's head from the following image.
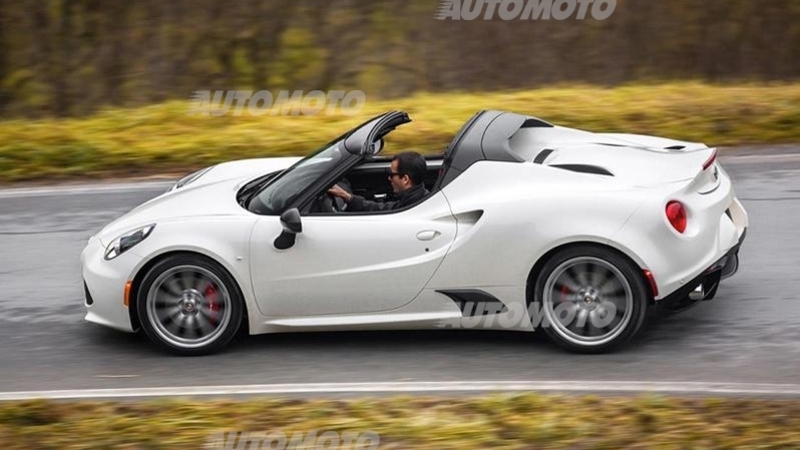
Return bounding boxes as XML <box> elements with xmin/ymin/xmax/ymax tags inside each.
<box><xmin>388</xmin><ymin>152</ymin><xmax>427</xmax><ymax>193</ymax></box>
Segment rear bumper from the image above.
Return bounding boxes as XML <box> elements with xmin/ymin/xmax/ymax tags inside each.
<box><xmin>659</xmin><ymin>228</ymin><xmax>746</xmax><ymax>309</ymax></box>
<box><xmin>612</xmin><ymin>162</ymin><xmax>748</xmax><ymax>301</ymax></box>
<box><xmin>720</xmin><ymin>227</ymin><xmax>746</xmax><ymax>280</ymax></box>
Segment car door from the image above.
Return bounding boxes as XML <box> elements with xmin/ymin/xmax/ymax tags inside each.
<box><xmin>249</xmin><ymin>191</ymin><xmax>456</xmax><ymax>316</ymax></box>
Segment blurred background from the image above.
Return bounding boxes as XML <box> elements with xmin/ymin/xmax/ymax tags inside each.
<box><xmin>2</xmin><ymin>4</ymin><xmax>800</xmax><ymax>449</ymax></box>
<box><xmin>1</xmin><ymin>0</ymin><xmax>799</xmax><ymax>118</ymax></box>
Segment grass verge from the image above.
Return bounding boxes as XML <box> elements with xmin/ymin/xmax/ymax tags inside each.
<box><xmin>1</xmin><ymin>82</ymin><xmax>799</xmax><ymax>183</ymax></box>
<box><xmin>1</xmin><ymin>394</ymin><xmax>800</xmax><ymax>449</ymax></box>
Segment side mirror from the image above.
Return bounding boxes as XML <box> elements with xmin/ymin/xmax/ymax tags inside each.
<box><xmin>280</xmin><ymin>208</ymin><xmax>302</xmax><ymax>234</ymax></box>
<box><xmin>274</xmin><ymin>208</ymin><xmax>302</xmax><ymax>250</ymax></box>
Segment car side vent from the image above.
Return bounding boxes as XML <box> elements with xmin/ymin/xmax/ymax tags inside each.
<box><xmin>84</xmin><ymin>281</ymin><xmax>94</xmax><ymax>306</ymax></box>
<box><xmin>436</xmin><ymin>290</ymin><xmax>509</xmax><ymax>317</ymax></box>
<box><xmin>534</xmin><ymin>149</ymin><xmax>555</xmax><ymax>164</ymax></box>
<box><xmin>665</xmin><ymin>145</ymin><xmax>686</xmax><ymax>150</ymax></box>
<box><xmin>597</xmin><ymin>143</ymin><xmax>626</xmax><ymax>147</ymax></box>
<box><xmin>521</xmin><ymin>118</ymin><xmax>554</xmax><ymax>128</ymax></box>
<box><xmin>550</xmin><ymin>164</ymin><xmax>614</xmax><ymax>176</ymax></box>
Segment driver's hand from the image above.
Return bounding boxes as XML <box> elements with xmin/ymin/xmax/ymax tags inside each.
<box><xmin>328</xmin><ymin>184</ymin><xmax>352</xmax><ymax>202</ymax></box>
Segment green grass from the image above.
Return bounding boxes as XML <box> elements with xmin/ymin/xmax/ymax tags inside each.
<box><xmin>2</xmin><ymin>394</ymin><xmax>800</xmax><ymax>449</ymax></box>
<box><xmin>1</xmin><ymin>82</ymin><xmax>799</xmax><ymax>183</ymax></box>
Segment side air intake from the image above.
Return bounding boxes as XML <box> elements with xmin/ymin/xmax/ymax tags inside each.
<box><xmin>550</xmin><ymin>164</ymin><xmax>614</xmax><ymax>177</ymax></box>
<box><xmin>521</xmin><ymin>118</ymin><xmax>554</xmax><ymax>128</ymax></box>
<box><xmin>533</xmin><ymin>149</ymin><xmax>555</xmax><ymax>164</ymax></box>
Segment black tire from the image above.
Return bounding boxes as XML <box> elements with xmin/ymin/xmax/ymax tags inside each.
<box><xmin>136</xmin><ymin>254</ymin><xmax>244</xmax><ymax>356</ymax></box>
<box><xmin>531</xmin><ymin>245</ymin><xmax>649</xmax><ymax>353</ymax></box>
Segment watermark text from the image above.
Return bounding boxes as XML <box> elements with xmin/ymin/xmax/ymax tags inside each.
<box><xmin>206</xmin><ymin>430</ymin><xmax>380</xmax><ymax>450</ymax></box>
<box><xmin>188</xmin><ymin>90</ymin><xmax>367</xmax><ymax>117</ymax></box>
<box><xmin>435</xmin><ymin>0</ymin><xmax>616</xmax><ymax>21</ymax></box>
<box><xmin>437</xmin><ymin>300</ymin><xmax>618</xmax><ymax>330</ymax></box>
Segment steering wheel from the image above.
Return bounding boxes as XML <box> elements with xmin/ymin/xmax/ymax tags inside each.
<box><xmin>328</xmin><ymin>193</ymin><xmax>347</xmax><ymax>212</ymax></box>
<box><xmin>311</xmin><ymin>179</ymin><xmax>352</xmax><ymax>213</ymax></box>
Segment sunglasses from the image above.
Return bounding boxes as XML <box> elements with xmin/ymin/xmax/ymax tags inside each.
<box><xmin>387</xmin><ymin>170</ymin><xmax>407</xmax><ymax>179</ymax></box>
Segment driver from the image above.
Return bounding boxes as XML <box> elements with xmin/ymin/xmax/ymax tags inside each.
<box><xmin>328</xmin><ymin>152</ymin><xmax>429</xmax><ymax>211</ymax></box>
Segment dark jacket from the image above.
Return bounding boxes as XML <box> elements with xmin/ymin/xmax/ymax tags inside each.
<box><xmin>347</xmin><ymin>183</ymin><xmax>429</xmax><ymax>212</ymax></box>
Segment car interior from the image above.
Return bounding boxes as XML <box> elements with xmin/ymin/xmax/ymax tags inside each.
<box><xmin>308</xmin><ymin>153</ymin><xmax>446</xmax><ymax>214</ymax></box>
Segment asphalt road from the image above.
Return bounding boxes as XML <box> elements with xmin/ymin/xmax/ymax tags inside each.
<box><xmin>1</xmin><ymin>147</ymin><xmax>799</xmax><ymax>396</ymax></box>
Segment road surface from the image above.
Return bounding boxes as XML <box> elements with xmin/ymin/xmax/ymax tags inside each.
<box><xmin>1</xmin><ymin>146</ymin><xmax>799</xmax><ymax>399</ymax></box>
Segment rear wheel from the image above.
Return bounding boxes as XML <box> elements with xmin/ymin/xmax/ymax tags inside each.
<box><xmin>532</xmin><ymin>246</ymin><xmax>649</xmax><ymax>353</ymax></box>
<box><xmin>137</xmin><ymin>254</ymin><xmax>244</xmax><ymax>356</ymax></box>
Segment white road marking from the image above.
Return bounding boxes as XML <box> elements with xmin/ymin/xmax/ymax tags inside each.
<box><xmin>0</xmin><ymin>181</ymin><xmax>173</xmax><ymax>199</ymax></box>
<box><xmin>94</xmin><ymin>375</ymin><xmax>140</xmax><ymax>379</ymax></box>
<box><xmin>2</xmin><ymin>381</ymin><xmax>800</xmax><ymax>401</ymax></box>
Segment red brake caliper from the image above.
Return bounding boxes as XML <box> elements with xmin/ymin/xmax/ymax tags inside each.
<box><xmin>204</xmin><ymin>284</ymin><xmax>219</xmax><ymax>325</ymax></box>
<box><xmin>560</xmin><ymin>284</ymin><xmax>571</xmax><ymax>302</ymax></box>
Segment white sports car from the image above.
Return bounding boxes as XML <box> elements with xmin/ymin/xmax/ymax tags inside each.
<box><xmin>81</xmin><ymin>110</ymin><xmax>748</xmax><ymax>355</ymax></box>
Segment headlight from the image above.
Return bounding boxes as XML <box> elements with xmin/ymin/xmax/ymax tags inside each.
<box><xmin>168</xmin><ymin>166</ymin><xmax>214</xmax><ymax>192</ymax></box>
<box><xmin>104</xmin><ymin>224</ymin><xmax>156</xmax><ymax>260</ymax></box>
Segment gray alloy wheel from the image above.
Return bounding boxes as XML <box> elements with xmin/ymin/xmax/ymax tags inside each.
<box><xmin>542</xmin><ymin>257</ymin><xmax>634</xmax><ymax>347</ymax></box>
<box><xmin>137</xmin><ymin>255</ymin><xmax>243</xmax><ymax>355</ymax></box>
<box><xmin>533</xmin><ymin>246</ymin><xmax>648</xmax><ymax>353</ymax></box>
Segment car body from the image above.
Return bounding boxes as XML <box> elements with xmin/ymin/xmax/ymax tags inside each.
<box><xmin>81</xmin><ymin>110</ymin><xmax>748</xmax><ymax>354</ymax></box>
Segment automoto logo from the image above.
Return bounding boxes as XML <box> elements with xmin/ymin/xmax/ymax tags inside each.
<box><xmin>205</xmin><ymin>430</ymin><xmax>380</xmax><ymax>450</ymax></box>
<box><xmin>436</xmin><ymin>300</ymin><xmax>618</xmax><ymax>330</ymax></box>
<box><xmin>435</xmin><ymin>0</ymin><xmax>616</xmax><ymax>20</ymax></box>
<box><xmin>188</xmin><ymin>90</ymin><xmax>367</xmax><ymax>117</ymax></box>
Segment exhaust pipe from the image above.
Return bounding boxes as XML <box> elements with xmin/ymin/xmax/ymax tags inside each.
<box><xmin>688</xmin><ymin>284</ymin><xmax>706</xmax><ymax>301</ymax></box>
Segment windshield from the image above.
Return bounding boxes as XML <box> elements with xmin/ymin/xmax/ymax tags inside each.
<box><xmin>244</xmin><ymin>112</ymin><xmax>406</xmax><ymax>215</ymax></box>
<box><xmin>248</xmin><ymin>139</ymin><xmax>347</xmax><ymax>215</ymax></box>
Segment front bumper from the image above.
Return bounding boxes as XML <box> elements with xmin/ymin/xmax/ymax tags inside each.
<box><xmin>81</xmin><ymin>236</ymin><xmax>137</xmax><ymax>332</ymax></box>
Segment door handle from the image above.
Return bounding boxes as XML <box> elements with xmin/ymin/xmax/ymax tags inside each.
<box><xmin>416</xmin><ymin>230</ymin><xmax>440</xmax><ymax>241</ymax></box>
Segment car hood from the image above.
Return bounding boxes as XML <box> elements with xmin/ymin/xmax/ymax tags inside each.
<box><xmin>183</xmin><ymin>157</ymin><xmax>301</xmax><ymax>190</ymax></box>
<box><xmin>512</xmin><ymin>126</ymin><xmax>715</xmax><ymax>186</ymax></box>
<box><xmin>97</xmin><ymin>157</ymin><xmax>300</xmax><ymax>245</ymax></box>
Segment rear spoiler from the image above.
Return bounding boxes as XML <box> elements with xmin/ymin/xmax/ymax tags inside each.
<box><xmin>702</xmin><ymin>148</ymin><xmax>718</xmax><ymax>171</ymax></box>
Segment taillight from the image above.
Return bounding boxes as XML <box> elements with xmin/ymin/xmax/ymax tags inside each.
<box><xmin>666</xmin><ymin>201</ymin><xmax>687</xmax><ymax>233</ymax></box>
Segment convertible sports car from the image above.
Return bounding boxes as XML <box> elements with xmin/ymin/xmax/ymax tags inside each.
<box><xmin>81</xmin><ymin>110</ymin><xmax>748</xmax><ymax>355</ymax></box>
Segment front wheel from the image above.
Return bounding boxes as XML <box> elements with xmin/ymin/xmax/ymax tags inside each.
<box><xmin>531</xmin><ymin>246</ymin><xmax>649</xmax><ymax>353</ymax></box>
<box><xmin>137</xmin><ymin>254</ymin><xmax>244</xmax><ymax>356</ymax></box>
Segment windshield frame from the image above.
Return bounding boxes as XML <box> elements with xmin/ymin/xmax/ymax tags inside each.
<box><xmin>245</xmin><ymin>112</ymin><xmax>398</xmax><ymax>216</ymax></box>
<box><xmin>246</xmin><ymin>134</ymin><xmax>354</xmax><ymax>215</ymax></box>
